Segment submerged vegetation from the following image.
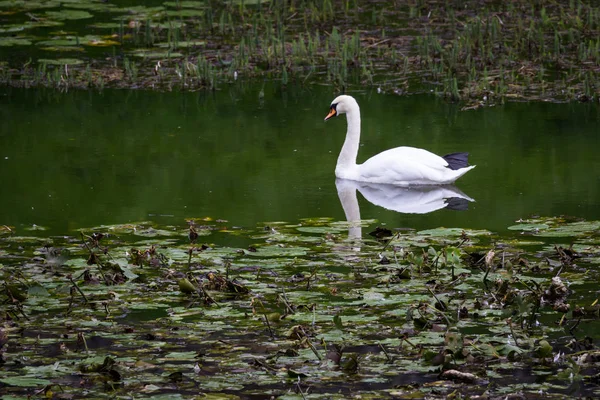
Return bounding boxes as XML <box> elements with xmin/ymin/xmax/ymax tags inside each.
<box><xmin>2</xmin><ymin>216</ymin><xmax>600</xmax><ymax>397</ymax></box>
<box><xmin>0</xmin><ymin>0</ymin><xmax>599</xmax><ymax>104</ymax></box>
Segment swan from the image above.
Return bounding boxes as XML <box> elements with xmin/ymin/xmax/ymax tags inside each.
<box><xmin>324</xmin><ymin>95</ymin><xmax>475</xmax><ymax>186</ymax></box>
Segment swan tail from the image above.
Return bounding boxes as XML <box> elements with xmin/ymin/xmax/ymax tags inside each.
<box><xmin>443</xmin><ymin>152</ymin><xmax>471</xmax><ymax>170</ymax></box>
<box><xmin>444</xmin><ymin>197</ymin><xmax>471</xmax><ymax>211</ymax></box>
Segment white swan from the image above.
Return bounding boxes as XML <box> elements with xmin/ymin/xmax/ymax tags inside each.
<box><xmin>324</xmin><ymin>95</ymin><xmax>475</xmax><ymax>186</ymax></box>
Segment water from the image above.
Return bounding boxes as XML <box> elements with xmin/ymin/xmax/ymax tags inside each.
<box><xmin>1</xmin><ymin>84</ymin><xmax>599</xmax><ymax>238</ymax></box>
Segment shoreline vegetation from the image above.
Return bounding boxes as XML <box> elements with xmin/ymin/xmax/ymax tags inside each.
<box><xmin>0</xmin><ymin>0</ymin><xmax>598</xmax><ymax>107</ymax></box>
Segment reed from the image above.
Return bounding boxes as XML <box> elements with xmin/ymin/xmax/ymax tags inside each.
<box><xmin>124</xmin><ymin>57</ymin><xmax>138</xmax><ymax>81</ymax></box>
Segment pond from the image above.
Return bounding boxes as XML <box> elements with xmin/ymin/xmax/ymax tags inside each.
<box><xmin>2</xmin><ymin>84</ymin><xmax>600</xmax><ymax>399</ymax></box>
<box><xmin>3</xmin><ymin>0</ymin><xmax>600</xmax><ymax>397</ymax></box>
<box><xmin>1</xmin><ymin>84</ymin><xmax>599</xmax><ymax>238</ymax></box>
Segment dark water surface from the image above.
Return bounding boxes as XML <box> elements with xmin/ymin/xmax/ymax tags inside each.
<box><xmin>1</xmin><ymin>84</ymin><xmax>599</xmax><ymax>237</ymax></box>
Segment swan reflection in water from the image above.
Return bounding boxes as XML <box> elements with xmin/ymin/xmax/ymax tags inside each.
<box><xmin>336</xmin><ymin>178</ymin><xmax>475</xmax><ymax>241</ymax></box>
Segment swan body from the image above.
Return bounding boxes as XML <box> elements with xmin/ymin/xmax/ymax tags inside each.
<box><xmin>324</xmin><ymin>95</ymin><xmax>475</xmax><ymax>186</ymax></box>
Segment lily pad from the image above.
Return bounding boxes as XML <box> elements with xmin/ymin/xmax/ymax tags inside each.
<box><xmin>0</xmin><ymin>376</ymin><xmax>52</xmax><ymax>387</ymax></box>
<box><xmin>509</xmin><ymin>218</ymin><xmax>600</xmax><ymax>237</ymax></box>
<box><xmin>0</xmin><ymin>0</ymin><xmax>42</xmax><ymax>8</ymax></box>
<box><xmin>0</xmin><ymin>24</ymin><xmax>27</xmax><ymax>33</ymax></box>
<box><xmin>45</xmin><ymin>10</ymin><xmax>93</xmax><ymax>20</ymax></box>
<box><xmin>417</xmin><ymin>227</ymin><xmax>491</xmax><ymax>237</ymax></box>
<box><xmin>0</xmin><ymin>37</ymin><xmax>32</xmax><ymax>46</ymax></box>
<box><xmin>37</xmin><ymin>37</ymin><xmax>81</xmax><ymax>47</ymax></box>
<box><xmin>164</xmin><ymin>9</ymin><xmax>205</xmax><ymax>17</ymax></box>
<box><xmin>38</xmin><ymin>58</ymin><xmax>84</xmax><ymax>65</ymax></box>
<box><xmin>88</xmin><ymin>22</ymin><xmax>121</xmax><ymax>29</ymax></box>
<box><xmin>164</xmin><ymin>1</ymin><xmax>205</xmax><ymax>7</ymax></box>
<box><xmin>507</xmin><ymin>223</ymin><xmax>550</xmax><ymax>231</ymax></box>
<box><xmin>37</xmin><ymin>35</ymin><xmax>120</xmax><ymax>47</ymax></box>
<box><xmin>40</xmin><ymin>45</ymin><xmax>85</xmax><ymax>52</ymax></box>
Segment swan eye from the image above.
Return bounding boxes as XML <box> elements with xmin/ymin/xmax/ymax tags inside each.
<box><xmin>324</xmin><ymin>103</ymin><xmax>338</xmax><ymax>121</ymax></box>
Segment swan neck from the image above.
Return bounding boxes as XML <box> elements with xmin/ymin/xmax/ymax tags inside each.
<box><xmin>337</xmin><ymin>106</ymin><xmax>361</xmax><ymax>170</ymax></box>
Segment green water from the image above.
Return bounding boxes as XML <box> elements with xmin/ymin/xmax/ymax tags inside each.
<box><xmin>1</xmin><ymin>84</ymin><xmax>599</xmax><ymax>237</ymax></box>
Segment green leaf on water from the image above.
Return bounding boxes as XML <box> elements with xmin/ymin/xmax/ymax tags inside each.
<box><xmin>27</xmin><ymin>285</ymin><xmax>50</xmax><ymax>297</ymax></box>
<box><xmin>296</xmin><ymin>226</ymin><xmax>345</xmax><ymax>234</ymax></box>
<box><xmin>164</xmin><ymin>1</ymin><xmax>204</xmax><ymax>7</ymax></box>
<box><xmin>88</xmin><ymin>22</ymin><xmax>121</xmax><ymax>29</ymax></box>
<box><xmin>61</xmin><ymin>1</ymin><xmax>116</xmax><ymax>11</ymax></box>
<box><xmin>161</xmin><ymin>351</ymin><xmax>198</xmax><ymax>360</ymax></box>
<box><xmin>0</xmin><ymin>24</ymin><xmax>28</xmax><ymax>33</ymax></box>
<box><xmin>39</xmin><ymin>46</ymin><xmax>85</xmax><ymax>52</ymax></box>
<box><xmin>164</xmin><ymin>9</ymin><xmax>205</xmax><ymax>17</ymax></box>
<box><xmin>0</xmin><ymin>37</ymin><xmax>32</xmax><ymax>46</ymax></box>
<box><xmin>509</xmin><ymin>218</ymin><xmax>600</xmax><ymax>237</ymax></box>
<box><xmin>417</xmin><ymin>227</ymin><xmax>491</xmax><ymax>237</ymax></box>
<box><xmin>0</xmin><ymin>0</ymin><xmax>35</xmax><ymax>8</ymax></box>
<box><xmin>38</xmin><ymin>58</ymin><xmax>84</xmax><ymax>65</ymax></box>
<box><xmin>26</xmin><ymin>20</ymin><xmax>64</xmax><ymax>28</ymax></box>
<box><xmin>24</xmin><ymin>224</ymin><xmax>48</xmax><ymax>231</ymax></box>
<box><xmin>119</xmin><ymin>265</ymin><xmax>139</xmax><ymax>281</ymax></box>
<box><xmin>0</xmin><ymin>376</ymin><xmax>52</xmax><ymax>387</ymax></box>
<box><xmin>538</xmin><ymin>221</ymin><xmax>600</xmax><ymax>237</ymax></box>
<box><xmin>178</xmin><ymin>278</ymin><xmax>196</xmax><ymax>294</ymax></box>
<box><xmin>37</xmin><ymin>38</ymin><xmax>81</xmax><ymax>47</ymax></box>
<box><xmin>45</xmin><ymin>10</ymin><xmax>93</xmax><ymax>20</ymax></box>
<box><xmin>507</xmin><ymin>223</ymin><xmax>550</xmax><ymax>231</ymax></box>
<box><xmin>37</xmin><ymin>35</ymin><xmax>119</xmax><ymax>47</ymax></box>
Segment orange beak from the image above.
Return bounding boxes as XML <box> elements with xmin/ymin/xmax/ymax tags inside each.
<box><xmin>324</xmin><ymin>108</ymin><xmax>337</xmax><ymax>121</ymax></box>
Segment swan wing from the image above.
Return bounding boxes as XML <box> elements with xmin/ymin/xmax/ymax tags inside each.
<box><xmin>359</xmin><ymin>147</ymin><xmax>458</xmax><ymax>185</ymax></box>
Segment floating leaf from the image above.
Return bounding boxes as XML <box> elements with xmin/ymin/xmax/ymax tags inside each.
<box><xmin>507</xmin><ymin>223</ymin><xmax>550</xmax><ymax>231</ymax></box>
<box><xmin>164</xmin><ymin>9</ymin><xmax>205</xmax><ymax>17</ymax></box>
<box><xmin>38</xmin><ymin>58</ymin><xmax>84</xmax><ymax>65</ymax></box>
<box><xmin>0</xmin><ymin>24</ymin><xmax>27</xmax><ymax>33</ymax></box>
<box><xmin>0</xmin><ymin>376</ymin><xmax>52</xmax><ymax>387</ymax></box>
<box><xmin>37</xmin><ymin>38</ymin><xmax>81</xmax><ymax>47</ymax></box>
<box><xmin>40</xmin><ymin>45</ymin><xmax>85</xmax><ymax>52</ymax></box>
<box><xmin>164</xmin><ymin>1</ymin><xmax>204</xmax><ymax>7</ymax></box>
<box><xmin>418</xmin><ymin>227</ymin><xmax>491</xmax><ymax>237</ymax></box>
<box><xmin>45</xmin><ymin>10</ymin><xmax>93</xmax><ymax>20</ymax></box>
<box><xmin>178</xmin><ymin>278</ymin><xmax>196</xmax><ymax>294</ymax></box>
<box><xmin>0</xmin><ymin>37</ymin><xmax>32</xmax><ymax>46</ymax></box>
<box><xmin>88</xmin><ymin>22</ymin><xmax>121</xmax><ymax>29</ymax></box>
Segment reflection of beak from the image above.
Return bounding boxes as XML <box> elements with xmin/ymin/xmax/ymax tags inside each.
<box><xmin>324</xmin><ymin>108</ymin><xmax>337</xmax><ymax>121</ymax></box>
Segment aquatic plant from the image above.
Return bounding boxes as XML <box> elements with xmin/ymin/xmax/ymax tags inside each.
<box><xmin>2</xmin><ymin>215</ymin><xmax>600</xmax><ymax>397</ymax></box>
<box><xmin>0</xmin><ymin>0</ymin><xmax>598</xmax><ymax>102</ymax></box>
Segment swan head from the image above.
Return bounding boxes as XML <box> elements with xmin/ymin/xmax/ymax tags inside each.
<box><xmin>324</xmin><ymin>95</ymin><xmax>359</xmax><ymax>121</ymax></box>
